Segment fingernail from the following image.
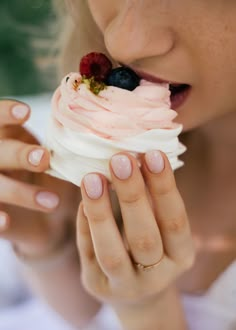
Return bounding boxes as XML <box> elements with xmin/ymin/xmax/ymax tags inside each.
<box><xmin>111</xmin><ymin>154</ymin><xmax>132</xmax><ymax>180</ymax></box>
<box><xmin>12</xmin><ymin>105</ymin><xmax>29</xmax><ymax>119</ymax></box>
<box><xmin>0</xmin><ymin>213</ymin><xmax>8</xmax><ymax>231</ymax></box>
<box><xmin>28</xmin><ymin>149</ymin><xmax>45</xmax><ymax>166</ymax></box>
<box><xmin>36</xmin><ymin>192</ymin><xmax>60</xmax><ymax>209</ymax></box>
<box><xmin>145</xmin><ymin>150</ymin><xmax>165</xmax><ymax>173</ymax></box>
<box><xmin>84</xmin><ymin>174</ymin><xmax>103</xmax><ymax>199</ymax></box>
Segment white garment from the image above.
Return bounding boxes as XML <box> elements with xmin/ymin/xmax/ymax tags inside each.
<box><xmin>182</xmin><ymin>261</ymin><xmax>236</xmax><ymax>330</ymax></box>
<box><xmin>0</xmin><ymin>299</ymin><xmax>75</xmax><ymax>330</ymax></box>
<box><xmin>0</xmin><ymin>241</ymin><xmax>30</xmax><ymax>308</ymax></box>
<box><xmin>0</xmin><ymin>94</ymin><xmax>235</xmax><ymax>330</ymax></box>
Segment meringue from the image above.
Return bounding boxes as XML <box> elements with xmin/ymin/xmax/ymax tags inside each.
<box><xmin>45</xmin><ymin>72</ymin><xmax>186</xmax><ymax>186</ymax></box>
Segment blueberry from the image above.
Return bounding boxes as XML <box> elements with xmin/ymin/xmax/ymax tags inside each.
<box><xmin>105</xmin><ymin>67</ymin><xmax>140</xmax><ymax>91</ymax></box>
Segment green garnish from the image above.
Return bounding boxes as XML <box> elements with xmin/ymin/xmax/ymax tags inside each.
<box><xmin>82</xmin><ymin>76</ymin><xmax>107</xmax><ymax>95</ymax></box>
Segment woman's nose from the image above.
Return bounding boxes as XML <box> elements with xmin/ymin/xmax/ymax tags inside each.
<box><xmin>103</xmin><ymin>2</ymin><xmax>175</xmax><ymax>64</ymax></box>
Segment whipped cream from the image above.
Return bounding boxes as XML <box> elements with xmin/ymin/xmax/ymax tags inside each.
<box><xmin>45</xmin><ymin>72</ymin><xmax>186</xmax><ymax>186</ymax></box>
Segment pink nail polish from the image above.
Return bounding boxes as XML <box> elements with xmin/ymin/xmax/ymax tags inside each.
<box><xmin>36</xmin><ymin>192</ymin><xmax>60</xmax><ymax>209</ymax></box>
<box><xmin>111</xmin><ymin>155</ymin><xmax>132</xmax><ymax>180</ymax></box>
<box><xmin>28</xmin><ymin>149</ymin><xmax>45</xmax><ymax>166</ymax></box>
<box><xmin>145</xmin><ymin>150</ymin><xmax>165</xmax><ymax>173</ymax></box>
<box><xmin>84</xmin><ymin>174</ymin><xmax>103</xmax><ymax>199</ymax></box>
<box><xmin>12</xmin><ymin>105</ymin><xmax>29</xmax><ymax>119</ymax></box>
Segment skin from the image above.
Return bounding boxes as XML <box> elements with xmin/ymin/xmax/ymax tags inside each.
<box><xmin>0</xmin><ymin>100</ymin><xmax>78</xmax><ymax>254</ymax></box>
<box><xmin>1</xmin><ymin>0</ymin><xmax>236</xmax><ymax>328</ymax></box>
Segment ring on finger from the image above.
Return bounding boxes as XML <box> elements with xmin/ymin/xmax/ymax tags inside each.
<box><xmin>133</xmin><ymin>252</ymin><xmax>165</xmax><ymax>272</ymax></box>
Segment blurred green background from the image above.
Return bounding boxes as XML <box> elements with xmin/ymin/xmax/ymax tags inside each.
<box><xmin>0</xmin><ymin>0</ymin><xmax>58</xmax><ymax>97</ymax></box>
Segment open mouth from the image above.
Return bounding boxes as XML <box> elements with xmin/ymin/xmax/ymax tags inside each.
<box><xmin>123</xmin><ymin>64</ymin><xmax>191</xmax><ymax>110</ymax></box>
<box><xmin>169</xmin><ymin>84</ymin><xmax>191</xmax><ymax>110</ymax></box>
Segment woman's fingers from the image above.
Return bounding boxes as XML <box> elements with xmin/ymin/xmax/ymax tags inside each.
<box><xmin>0</xmin><ymin>100</ymin><xmax>49</xmax><ymax>171</ymax></box>
<box><xmin>142</xmin><ymin>151</ymin><xmax>195</xmax><ymax>266</ymax></box>
<box><xmin>0</xmin><ymin>139</ymin><xmax>49</xmax><ymax>172</ymax></box>
<box><xmin>77</xmin><ymin>202</ymin><xmax>95</xmax><ymax>263</ymax></box>
<box><xmin>77</xmin><ymin>202</ymin><xmax>113</xmax><ymax>298</ymax></box>
<box><xmin>76</xmin><ymin>203</ymin><xmax>102</xmax><ymax>277</ymax></box>
<box><xmin>0</xmin><ymin>175</ymin><xmax>60</xmax><ymax>212</ymax></box>
<box><xmin>110</xmin><ymin>154</ymin><xmax>163</xmax><ymax>267</ymax></box>
<box><xmin>80</xmin><ymin>174</ymin><xmax>133</xmax><ymax>280</ymax></box>
<box><xmin>0</xmin><ymin>100</ymin><xmax>48</xmax><ymax>171</ymax></box>
<box><xmin>0</xmin><ymin>100</ymin><xmax>30</xmax><ymax>126</ymax></box>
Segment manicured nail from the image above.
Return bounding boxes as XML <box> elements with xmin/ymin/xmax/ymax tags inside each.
<box><xmin>111</xmin><ymin>154</ymin><xmax>132</xmax><ymax>180</ymax></box>
<box><xmin>84</xmin><ymin>174</ymin><xmax>103</xmax><ymax>199</ymax></box>
<box><xmin>145</xmin><ymin>150</ymin><xmax>165</xmax><ymax>173</ymax></box>
<box><xmin>36</xmin><ymin>192</ymin><xmax>60</xmax><ymax>209</ymax></box>
<box><xmin>0</xmin><ymin>213</ymin><xmax>8</xmax><ymax>231</ymax></box>
<box><xmin>28</xmin><ymin>149</ymin><xmax>45</xmax><ymax>166</ymax></box>
<box><xmin>12</xmin><ymin>105</ymin><xmax>29</xmax><ymax>119</ymax></box>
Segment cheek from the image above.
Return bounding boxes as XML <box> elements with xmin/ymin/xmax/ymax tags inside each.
<box><xmin>200</xmin><ymin>51</ymin><xmax>236</xmax><ymax>118</ymax></box>
<box><xmin>180</xmin><ymin>33</ymin><xmax>236</xmax><ymax>131</ymax></box>
<box><xmin>87</xmin><ymin>1</ymin><xmax>118</xmax><ymax>32</ymax></box>
<box><xmin>178</xmin><ymin>80</ymin><xmax>236</xmax><ymax>133</ymax></box>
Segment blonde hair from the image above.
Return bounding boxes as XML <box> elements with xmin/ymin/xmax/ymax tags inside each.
<box><xmin>55</xmin><ymin>0</ymin><xmax>113</xmax><ymax>79</ymax></box>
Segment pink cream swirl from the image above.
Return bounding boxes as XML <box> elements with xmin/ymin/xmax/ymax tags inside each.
<box><xmin>52</xmin><ymin>72</ymin><xmax>181</xmax><ymax>140</ymax></box>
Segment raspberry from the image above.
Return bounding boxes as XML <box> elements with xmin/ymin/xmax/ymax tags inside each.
<box><xmin>79</xmin><ymin>52</ymin><xmax>112</xmax><ymax>81</ymax></box>
<box><xmin>105</xmin><ymin>67</ymin><xmax>140</xmax><ymax>91</ymax></box>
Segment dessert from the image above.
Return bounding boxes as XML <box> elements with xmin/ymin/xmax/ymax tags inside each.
<box><xmin>45</xmin><ymin>53</ymin><xmax>186</xmax><ymax>187</ymax></box>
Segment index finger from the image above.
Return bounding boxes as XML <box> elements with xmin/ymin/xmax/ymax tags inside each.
<box><xmin>0</xmin><ymin>100</ymin><xmax>30</xmax><ymax>127</ymax></box>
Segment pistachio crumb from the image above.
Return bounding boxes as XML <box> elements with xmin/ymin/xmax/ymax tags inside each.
<box><xmin>82</xmin><ymin>76</ymin><xmax>107</xmax><ymax>95</ymax></box>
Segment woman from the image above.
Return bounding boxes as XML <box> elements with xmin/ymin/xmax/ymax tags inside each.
<box><xmin>1</xmin><ymin>1</ymin><xmax>236</xmax><ymax>329</ymax></box>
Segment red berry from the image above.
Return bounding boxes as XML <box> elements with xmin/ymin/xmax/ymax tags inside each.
<box><xmin>79</xmin><ymin>52</ymin><xmax>112</xmax><ymax>81</ymax></box>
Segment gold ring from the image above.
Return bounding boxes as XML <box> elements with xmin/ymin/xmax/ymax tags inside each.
<box><xmin>134</xmin><ymin>254</ymin><xmax>164</xmax><ymax>272</ymax></box>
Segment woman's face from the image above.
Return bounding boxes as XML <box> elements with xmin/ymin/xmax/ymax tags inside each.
<box><xmin>87</xmin><ymin>0</ymin><xmax>236</xmax><ymax>132</ymax></box>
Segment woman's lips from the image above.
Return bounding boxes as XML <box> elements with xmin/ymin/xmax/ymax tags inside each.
<box><xmin>128</xmin><ymin>67</ymin><xmax>191</xmax><ymax>110</ymax></box>
<box><xmin>127</xmin><ymin>67</ymin><xmax>182</xmax><ymax>85</ymax></box>
<box><xmin>170</xmin><ymin>85</ymin><xmax>191</xmax><ymax>110</ymax></box>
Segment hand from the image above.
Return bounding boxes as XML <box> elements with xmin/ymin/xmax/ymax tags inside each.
<box><xmin>76</xmin><ymin>151</ymin><xmax>195</xmax><ymax>307</ymax></box>
<box><xmin>0</xmin><ymin>100</ymin><xmax>79</xmax><ymax>257</ymax></box>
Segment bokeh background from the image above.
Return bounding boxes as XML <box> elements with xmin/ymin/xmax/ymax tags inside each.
<box><xmin>0</xmin><ymin>0</ymin><xmax>58</xmax><ymax>97</ymax></box>
<box><xmin>0</xmin><ymin>2</ymin><xmax>71</xmax><ymax>329</ymax></box>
